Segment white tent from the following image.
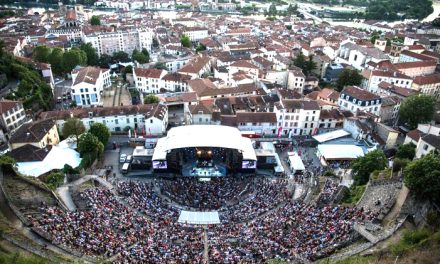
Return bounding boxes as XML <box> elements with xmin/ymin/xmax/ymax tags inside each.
<box><xmin>317</xmin><ymin>144</ymin><xmax>365</xmax><ymax>161</ymax></box>
<box><xmin>287</xmin><ymin>152</ymin><xmax>305</xmax><ymax>172</ymax></box>
<box><xmin>17</xmin><ymin>145</ymin><xmax>82</xmax><ymax>177</ymax></box>
<box><xmin>312</xmin><ymin>129</ymin><xmax>351</xmax><ymax>143</ymax></box>
<box><xmin>178</xmin><ymin>211</ymin><xmax>220</xmax><ymax>225</ymax></box>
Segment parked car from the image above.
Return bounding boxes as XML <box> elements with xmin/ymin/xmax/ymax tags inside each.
<box><xmin>119</xmin><ymin>153</ymin><xmax>127</xmax><ymax>163</ymax></box>
<box><xmin>126</xmin><ymin>155</ymin><xmax>132</xmax><ymax>163</ymax></box>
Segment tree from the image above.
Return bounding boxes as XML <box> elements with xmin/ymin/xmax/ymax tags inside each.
<box><xmin>32</xmin><ymin>45</ymin><xmax>51</xmax><ymax>63</ymax></box>
<box><xmin>287</xmin><ymin>4</ymin><xmax>298</xmax><ymax>15</ymax></box>
<box><xmin>351</xmin><ymin>149</ymin><xmax>387</xmax><ymax>185</ymax></box>
<box><xmin>268</xmin><ymin>3</ymin><xmax>277</xmax><ymax>17</ymax></box>
<box><xmin>305</xmin><ymin>55</ymin><xmax>317</xmax><ymax>76</ymax></box>
<box><xmin>123</xmin><ymin>65</ymin><xmax>133</xmax><ymax>81</ymax></box>
<box><xmin>80</xmin><ymin>43</ymin><xmax>99</xmax><ymax>66</ymax></box>
<box><xmin>399</xmin><ymin>94</ymin><xmax>436</xmax><ymax>130</ymax></box>
<box><xmin>144</xmin><ymin>94</ymin><xmax>160</xmax><ymax>104</ymax></box>
<box><xmin>48</xmin><ymin>47</ymin><xmax>64</xmax><ymax>75</ymax></box>
<box><xmin>0</xmin><ymin>155</ymin><xmax>16</xmax><ymax>167</ymax></box>
<box><xmin>45</xmin><ymin>172</ymin><xmax>64</xmax><ymax>190</ymax></box>
<box><xmin>404</xmin><ymin>153</ymin><xmax>440</xmax><ymax>203</ymax></box>
<box><xmin>432</xmin><ymin>18</ymin><xmax>440</xmax><ymax>28</ymax></box>
<box><xmin>62</xmin><ymin>48</ymin><xmax>87</xmax><ymax>73</ymax></box>
<box><xmin>370</xmin><ymin>33</ymin><xmax>380</xmax><ymax>44</ymax></box>
<box><xmin>112</xmin><ymin>51</ymin><xmax>130</xmax><ymax>63</ymax></box>
<box><xmin>293</xmin><ymin>52</ymin><xmax>306</xmax><ymax>70</ymax></box>
<box><xmin>99</xmin><ymin>54</ymin><xmax>112</xmax><ymax>68</ymax></box>
<box><xmin>180</xmin><ymin>35</ymin><xmax>191</xmax><ymax>48</ymax></box>
<box><xmin>396</xmin><ymin>143</ymin><xmax>416</xmax><ymax>160</ymax></box>
<box><xmin>336</xmin><ymin>68</ymin><xmax>363</xmax><ymax>91</ymax></box>
<box><xmin>132</xmin><ymin>49</ymin><xmax>149</xmax><ymax>64</ymax></box>
<box><xmin>62</xmin><ymin>118</ymin><xmax>86</xmax><ymax>142</ymax></box>
<box><xmin>195</xmin><ymin>44</ymin><xmax>206</xmax><ymax>53</ymax></box>
<box><xmin>90</xmin><ymin>15</ymin><xmax>101</xmax><ymax>26</ymax></box>
<box><xmin>89</xmin><ymin>122</ymin><xmax>111</xmax><ymax>147</ymax></box>
<box><xmin>154</xmin><ymin>62</ymin><xmax>168</xmax><ymax>70</ymax></box>
<box><xmin>78</xmin><ymin>132</ymin><xmax>104</xmax><ymax>168</ymax></box>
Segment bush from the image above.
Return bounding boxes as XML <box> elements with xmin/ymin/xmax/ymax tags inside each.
<box><xmin>341</xmin><ymin>185</ymin><xmax>366</xmax><ymax>205</ymax></box>
<box><xmin>391</xmin><ymin>228</ymin><xmax>432</xmax><ymax>256</ymax></box>
<box><xmin>45</xmin><ymin>172</ymin><xmax>64</xmax><ymax>190</ymax></box>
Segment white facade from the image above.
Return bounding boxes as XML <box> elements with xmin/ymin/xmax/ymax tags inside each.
<box><xmin>71</xmin><ymin>68</ymin><xmax>111</xmax><ymax>107</ymax></box>
<box><xmin>338</xmin><ymin>87</ymin><xmax>382</xmax><ymax>116</ymax></box>
<box><xmin>274</xmin><ymin>100</ymin><xmax>321</xmax><ymax>136</ymax></box>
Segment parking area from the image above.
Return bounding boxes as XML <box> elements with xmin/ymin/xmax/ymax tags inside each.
<box><xmin>54</xmin><ymin>79</ymin><xmax>73</xmax><ymax>109</ymax></box>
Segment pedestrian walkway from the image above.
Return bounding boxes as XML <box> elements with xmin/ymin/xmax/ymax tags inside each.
<box><xmin>56</xmin><ymin>186</ymin><xmax>76</xmax><ymax>211</ymax></box>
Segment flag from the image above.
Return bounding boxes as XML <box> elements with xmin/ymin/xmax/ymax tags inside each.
<box><xmin>128</xmin><ymin>129</ymin><xmax>131</xmax><ymax>138</ymax></box>
<box><xmin>134</xmin><ymin>129</ymin><xmax>137</xmax><ymax>138</ymax></box>
<box><xmin>277</xmin><ymin>127</ymin><xmax>283</xmax><ymax>138</ymax></box>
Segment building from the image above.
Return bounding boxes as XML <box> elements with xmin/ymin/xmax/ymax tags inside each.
<box><xmin>71</xmin><ymin>67</ymin><xmax>111</xmax><ymax>107</ymax></box>
<box><xmin>274</xmin><ymin>100</ymin><xmax>321</xmax><ymax>136</ymax></box>
<box><xmin>133</xmin><ymin>68</ymin><xmax>168</xmax><ymax>94</ymax></box>
<box><xmin>0</xmin><ymin>99</ymin><xmax>28</xmax><ymax>141</ymax></box>
<box><xmin>39</xmin><ymin>104</ymin><xmax>168</xmax><ymax>135</ymax></box>
<box><xmin>338</xmin><ymin>86</ymin><xmax>382</xmax><ymax>116</ymax></box>
<box><xmin>412</xmin><ymin>73</ymin><xmax>440</xmax><ymax>99</ymax></box>
<box><xmin>379</xmin><ymin>96</ymin><xmax>401</xmax><ymax>126</ymax></box>
<box><xmin>83</xmin><ymin>29</ymin><xmax>154</xmax><ymax>56</ymax></box>
<box><xmin>394</xmin><ymin>60</ymin><xmax>437</xmax><ymax>78</ymax></box>
<box><xmin>336</xmin><ymin>41</ymin><xmax>389</xmax><ymax>70</ymax></box>
<box><xmin>182</xmin><ymin>27</ymin><xmax>209</xmax><ymax>42</ymax></box>
<box><xmin>362</xmin><ymin>70</ymin><xmax>412</xmax><ymax>94</ymax></box>
<box><xmin>9</xmin><ymin>119</ymin><xmax>59</xmax><ymax>150</ymax></box>
<box><xmin>236</xmin><ymin>112</ymin><xmax>277</xmax><ymax>135</ymax></box>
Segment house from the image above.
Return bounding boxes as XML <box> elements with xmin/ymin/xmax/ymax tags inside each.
<box><xmin>228</xmin><ymin>60</ymin><xmax>260</xmax><ymax>80</ymax></box>
<box><xmin>236</xmin><ymin>112</ymin><xmax>277</xmax><ymax>135</ymax></box>
<box><xmin>71</xmin><ymin>67</ymin><xmax>111</xmax><ymax>107</ymax></box>
<box><xmin>338</xmin><ymin>86</ymin><xmax>382</xmax><ymax>116</ymax></box>
<box><xmin>178</xmin><ymin>55</ymin><xmax>211</xmax><ymax>78</ymax></box>
<box><xmin>412</xmin><ymin>73</ymin><xmax>440</xmax><ymax>99</ymax></box>
<box><xmin>162</xmin><ymin>73</ymin><xmax>192</xmax><ymax>92</ymax></box>
<box><xmin>9</xmin><ymin>119</ymin><xmax>59</xmax><ymax>150</ymax></box>
<box><xmin>189</xmin><ymin>104</ymin><xmax>217</xmax><ymax>125</ymax></box>
<box><xmin>404</xmin><ymin>124</ymin><xmax>440</xmax><ymax>158</ymax></box>
<box><xmin>362</xmin><ymin>70</ymin><xmax>412</xmax><ymax>94</ymax></box>
<box><xmin>318</xmin><ymin>108</ymin><xmax>347</xmax><ymax>131</ymax></box>
<box><xmin>274</xmin><ymin>100</ymin><xmax>321</xmax><ymax>136</ymax></box>
<box><xmin>336</xmin><ymin>41</ymin><xmax>389</xmax><ymax>70</ymax></box>
<box><xmin>39</xmin><ymin>104</ymin><xmax>168</xmax><ymax>135</ymax></box>
<box><xmin>394</xmin><ymin>60</ymin><xmax>436</xmax><ymax>78</ymax></box>
<box><xmin>133</xmin><ymin>68</ymin><xmax>168</xmax><ymax>94</ymax></box>
<box><xmin>0</xmin><ymin>99</ymin><xmax>28</xmax><ymax>141</ymax></box>
<box><xmin>379</xmin><ymin>96</ymin><xmax>401</xmax><ymax>126</ymax></box>
<box><xmin>287</xmin><ymin>69</ymin><xmax>305</xmax><ymax>93</ymax></box>
<box><xmin>415</xmin><ymin>134</ymin><xmax>440</xmax><ymax>158</ymax></box>
<box><xmin>375</xmin><ymin>123</ymin><xmax>399</xmax><ymax>149</ymax></box>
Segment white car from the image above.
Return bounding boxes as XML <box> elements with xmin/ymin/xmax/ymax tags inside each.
<box><xmin>119</xmin><ymin>154</ymin><xmax>127</xmax><ymax>163</ymax></box>
<box><xmin>126</xmin><ymin>155</ymin><xmax>132</xmax><ymax>163</ymax></box>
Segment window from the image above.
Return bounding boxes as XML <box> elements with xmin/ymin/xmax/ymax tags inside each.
<box><xmin>115</xmin><ymin>119</ymin><xmax>119</xmax><ymax>125</ymax></box>
<box><xmin>304</xmin><ymin>123</ymin><xmax>308</xmax><ymax>128</ymax></box>
<box><xmin>150</xmin><ymin>119</ymin><xmax>153</xmax><ymax>123</ymax></box>
<box><xmin>126</xmin><ymin>118</ymin><xmax>130</xmax><ymax>123</ymax></box>
<box><xmin>423</xmin><ymin>144</ymin><xmax>429</xmax><ymax>151</ymax></box>
<box><xmin>305</xmin><ymin>116</ymin><xmax>309</xmax><ymax>121</ymax></box>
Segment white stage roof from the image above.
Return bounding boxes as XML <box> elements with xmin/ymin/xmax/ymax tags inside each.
<box><xmin>317</xmin><ymin>144</ymin><xmax>365</xmax><ymax>160</ymax></box>
<box><xmin>313</xmin><ymin>129</ymin><xmax>351</xmax><ymax>143</ymax></box>
<box><xmin>287</xmin><ymin>152</ymin><xmax>305</xmax><ymax>171</ymax></box>
<box><xmin>153</xmin><ymin>125</ymin><xmax>257</xmax><ymax>161</ymax></box>
<box><xmin>178</xmin><ymin>211</ymin><xmax>220</xmax><ymax>225</ymax></box>
<box><xmin>17</xmin><ymin>145</ymin><xmax>82</xmax><ymax>177</ymax></box>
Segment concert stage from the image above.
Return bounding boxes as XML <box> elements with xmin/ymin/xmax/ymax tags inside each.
<box><xmin>182</xmin><ymin>163</ymin><xmax>227</xmax><ymax>177</ymax></box>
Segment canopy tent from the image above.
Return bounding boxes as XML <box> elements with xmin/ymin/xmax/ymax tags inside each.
<box><xmin>178</xmin><ymin>211</ymin><xmax>220</xmax><ymax>225</ymax></box>
<box><xmin>312</xmin><ymin>129</ymin><xmax>351</xmax><ymax>143</ymax></box>
<box><xmin>17</xmin><ymin>145</ymin><xmax>82</xmax><ymax>177</ymax></box>
<box><xmin>287</xmin><ymin>152</ymin><xmax>305</xmax><ymax>172</ymax></box>
<box><xmin>153</xmin><ymin>125</ymin><xmax>257</xmax><ymax>161</ymax></box>
<box><xmin>317</xmin><ymin>144</ymin><xmax>365</xmax><ymax>161</ymax></box>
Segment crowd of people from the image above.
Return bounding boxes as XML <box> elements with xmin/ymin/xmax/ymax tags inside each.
<box><xmin>28</xmin><ymin>174</ymin><xmax>380</xmax><ymax>262</ymax></box>
<box><xmin>157</xmin><ymin>177</ymin><xmax>250</xmax><ymax>210</ymax></box>
<box><xmin>317</xmin><ymin>178</ymin><xmax>340</xmax><ymax>205</ymax></box>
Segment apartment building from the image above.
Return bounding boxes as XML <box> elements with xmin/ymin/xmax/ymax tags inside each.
<box><xmin>83</xmin><ymin>29</ymin><xmax>153</xmax><ymax>56</ymax></box>
<box><xmin>338</xmin><ymin>86</ymin><xmax>382</xmax><ymax>116</ymax></box>
<box><xmin>274</xmin><ymin>100</ymin><xmax>321</xmax><ymax>136</ymax></box>
<box><xmin>71</xmin><ymin>67</ymin><xmax>111</xmax><ymax>107</ymax></box>
<box><xmin>133</xmin><ymin>68</ymin><xmax>167</xmax><ymax>94</ymax></box>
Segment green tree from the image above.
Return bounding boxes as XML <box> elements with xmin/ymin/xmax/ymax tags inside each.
<box><xmin>404</xmin><ymin>153</ymin><xmax>440</xmax><ymax>203</ymax></box>
<box><xmin>287</xmin><ymin>4</ymin><xmax>298</xmax><ymax>15</ymax></box>
<box><xmin>144</xmin><ymin>94</ymin><xmax>160</xmax><ymax>104</ymax></box>
<box><xmin>336</xmin><ymin>68</ymin><xmax>363</xmax><ymax>91</ymax></box>
<box><xmin>80</xmin><ymin>43</ymin><xmax>99</xmax><ymax>66</ymax></box>
<box><xmin>399</xmin><ymin>94</ymin><xmax>436</xmax><ymax>130</ymax></box>
<box><xmin>45</xmin><ymin>172</ymin><xmax>64</xmax><ymax>190</ymax></box>
<box><xmin>48</xmin><ymin>47</ymin><xmax>64</xmax><ymax>75</ymax></box>
<box><xmin>89</xmin><ymin>122</ymin><xmax>111</xmax><ymax>146</ymax></box>
<box><xmin>396</xmin><ymin>143</ymin><xmax>416</xmax><ymax>160</ymax></box>
<box><xmin>77</xmin><ymin>132</ymin><xmax>102</xmax><ymax>156</ymax></box>
<box><xmin>305</xmin><ymin>55</ymin><xmax>317</xmax><ymax>76</ymax></box>
<box><xmin>154</xmin><ymin>62</ymin><xmax>168</xmax><ymax>70</ymax></box>
<box><xmin>268</xmin><ymin>3</ymin><xmax>277</xmax><ymax>17</ymax></box>
<box><xmin>293</xmin><ymin>52</ymin><xmax>306</xmax><ymax>70</ymax></box>
<box><xmin>99</xmin><ymin>53</ymin><xmax>112</xmax><ymax>68</ymax></box>
<box><xmin>141</xmin><ymin>48</ymin><xmax>150</xmax><ymax>61</ymax></box>
<box><xmin>180</xmin><ymin>35</ymin><xmax>191</xmax><ymax>48</ymax></box>
<box><xmin>123</xmin><ymin>65</ymin><xmax>133</xmax><ymax>81</ymax></box>
<box><xmin>132</xmin><ymin>49</ymin><xmax>149</xmax><ymax>64</ymax></box>
<box><xmin>112</xmin><ymin>51</ymin><xmax>130</xmax><ymax>62</ymax></box>
<box><xmin>90</xmin><ymin>15</ymin><xmax>101</xmax><ymax>26</ymax></box>
<box><xmin>0</xmin><ymin>155</ymin><xmax>16</xmax><ymax>167</ymax></box>
<box><xmin>62</xmin><ymin>118</ymin><xmax>86</xmax><ymax>142</ymax></box>
<box><xmin>62</xmin><ymin>48</ymin><xmax>87</xmax><ymax>73</ymax></box>
<box><xmin>432</xmin><ymin>17</ymin><xmax>440</xmax><ymax>28</ymax></box>
<box><xmin>32</xmin><ymin>45</ymin><xmax>51</xmax><ymax>63</ymax></box>
<box><xmin>370</xmin><ymin>33</ymin><xmax>380</xmax><ymax>44</ymax></box>
<box><xmin>195</xmin><ymin>44</ymin><xmax>206</xmax><ymax>53</ymax></box>
<box><xmin>351</xmin><ymin>149</ymin><xmax>387</xmax><ymax>185</ymax></box>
